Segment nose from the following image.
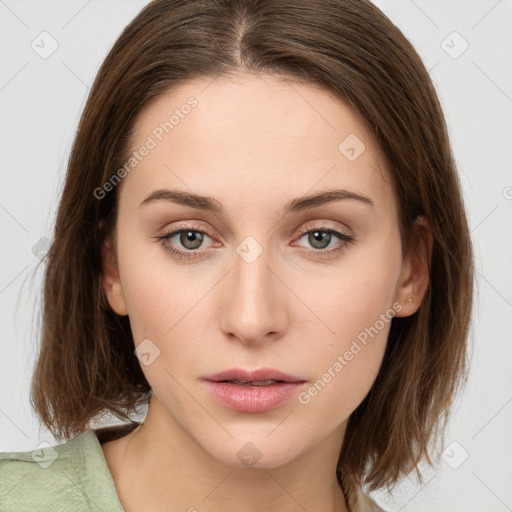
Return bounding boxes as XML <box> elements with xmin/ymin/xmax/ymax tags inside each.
<box><xmin>219</xmin><ymin>243</ymin><xmax>288</xmax><ymax>346</ymax></box>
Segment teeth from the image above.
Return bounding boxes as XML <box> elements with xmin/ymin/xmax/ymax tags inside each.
<box><xmin>229</xmin><ymin>379</ymin><xmax>280</xmax><ymax>386</ymax></box>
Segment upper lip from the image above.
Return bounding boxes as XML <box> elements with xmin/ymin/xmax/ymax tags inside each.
<box><xmin>203</xmin><ymin>368</ymin><xmax>306</xmax><ymax>383</ymax></box>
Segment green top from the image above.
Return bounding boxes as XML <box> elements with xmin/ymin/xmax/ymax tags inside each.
<box><xmin>0</xmin><ymin>425</ymin><xmax>133</xmax><ymax>512</ymax></box>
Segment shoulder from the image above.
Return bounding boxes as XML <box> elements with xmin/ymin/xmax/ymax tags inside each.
<box><xmin>0</xmin><ymin>430</ymin><xmax>124</xmax><ymax>511</ymax></box>
<box><xmin>0</xmin><ymin>431</ymin><xmax>91</xmax><ymax>511</ymax></box>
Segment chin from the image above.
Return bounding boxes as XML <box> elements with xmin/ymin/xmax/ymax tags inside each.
<box><xmin>197</xmin><ymin>429</ymin><xmax>310</xmax><ymax>470</ymax></box>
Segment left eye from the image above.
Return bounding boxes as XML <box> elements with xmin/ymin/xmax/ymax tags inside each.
<box><xmin>164</xmin><ymin>229</ymin><xmax>210</xmax><ymax>250</ymax></box>
<box><xmin>297</xmin><ymin>229</ymin><xmax>350</xmax><ymax>250</ymax></box>
<box><xmin>301</xmin><ymin>229</ymin><xmax>340</xmax><ymax>249</ymax></box>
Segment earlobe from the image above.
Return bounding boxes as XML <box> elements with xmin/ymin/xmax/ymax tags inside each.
<box><xmin>101</xmin><ymin>236</ymin><xmax>128</xmax><ymax>316</ymax></box>
<box><xmin>394</xmin><ymin>216</ymin><xmax>433</xmax><ymax>317</ymax></box>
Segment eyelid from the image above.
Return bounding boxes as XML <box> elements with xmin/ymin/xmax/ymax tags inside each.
<box><xmin>294</xmin><ymin>220</ymin><xmax>353</xmax><ymax>238</ymax></box>
<box><xmin>159</xmin><ymin>221</ymin><xmax>216</xmax><ymax>239</ymax></box>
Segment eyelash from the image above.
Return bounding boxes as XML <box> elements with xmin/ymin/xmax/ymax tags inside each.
<box><xmin>157</xmin><ymin>222</ymin><xmax>355</xmax><ymax>261</ymax></box>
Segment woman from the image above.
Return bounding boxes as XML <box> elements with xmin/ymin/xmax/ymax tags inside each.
<box><xmin>0</xmin><ymin>1</ymin><xmax>474</xmax><ymax>511</ymax></box>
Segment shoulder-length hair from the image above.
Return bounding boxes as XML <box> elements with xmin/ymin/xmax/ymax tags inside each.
<box><xmin>30</xmin><ymin>0</ymin><xmax>474</xmax><ymax>496</ymax></box>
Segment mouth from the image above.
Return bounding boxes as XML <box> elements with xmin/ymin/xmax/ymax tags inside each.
<box><xmin>201</xmin><ymin>368</ymin><xmax>307</xmax><ymax>413</ymax></box>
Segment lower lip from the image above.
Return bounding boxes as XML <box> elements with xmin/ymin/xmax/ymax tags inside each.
<box><xmin>203</xmin><ymin>380</ymin><xmax>305</xmax><ymax>413</ymax></box>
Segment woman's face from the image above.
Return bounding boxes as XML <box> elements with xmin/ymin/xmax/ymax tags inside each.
<box><xmin>103</xmin><ymin>73</ymin><xmax>417</xmax><ymax>468</ymax></box>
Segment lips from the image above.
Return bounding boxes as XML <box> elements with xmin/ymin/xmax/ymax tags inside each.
<box><xmin>203</xmin><ymin>368</ymin><xmax>305</xmax><ymax>384</ymax></box>
<box><xmin>202</xmin><ymin>368</ymin><xmax>307</xmax><ymax>412</ymax></box>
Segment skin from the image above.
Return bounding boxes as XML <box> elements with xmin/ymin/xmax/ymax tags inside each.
<box><xmin>101</xmin><ymin>73</ymin><xmax>431</xmax><ymax>512</ymax></box>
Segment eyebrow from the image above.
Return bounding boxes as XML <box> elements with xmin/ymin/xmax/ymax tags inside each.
<box><xmin>139</xmin><ymin>188</ymin><xmax>374</xmax><ymax>214</ymax></box>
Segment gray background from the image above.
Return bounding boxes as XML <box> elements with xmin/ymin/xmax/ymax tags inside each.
<box><xmin>1</xmin><ymin>1</ymin><xmax>511</xmax><ymax>510</ymax></box>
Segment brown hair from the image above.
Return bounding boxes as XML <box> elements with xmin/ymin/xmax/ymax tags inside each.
<box><xmin>30</xmin><ymin>0</ymin><xmax>474</xmax><ymax>496</ymax></box>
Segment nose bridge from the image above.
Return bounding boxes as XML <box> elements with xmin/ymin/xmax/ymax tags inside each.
<box><xmin>220</xmin><ymin>236</ymin><xmax>286</xmax><ymax>344</ymax></box>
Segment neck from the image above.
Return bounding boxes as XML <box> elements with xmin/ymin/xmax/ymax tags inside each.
<box><xmin>103</xmin><ymin>395</ymin><xmax>350</xmax><ymax>512</ymax></box>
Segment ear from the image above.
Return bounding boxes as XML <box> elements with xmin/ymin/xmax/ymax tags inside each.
<box><xmin>100</xmin><ymin>225</ymin><xmax>128</xmax><ymax>316</ymax></box>
<box><xmin>393</xmin><ymin>216</ymin><xmax>433</xmax><ymax>317</ymax></box>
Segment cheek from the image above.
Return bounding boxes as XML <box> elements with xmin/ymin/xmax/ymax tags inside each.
<box><xmin>117</xmin><ymin>255</ymin><xmax>208</xmax><ymax>403</ymax></box>
<box><xmin>307</xmin><ymin>241</ymin><xmax>401</xmax><ymax>348</ymax></box>
<box><xmin>295</xmin><ymin>238</ymin><xmax>402</xmax><ymax>418</ymax></box>
<box><xmin>115</xmin><ymin>223</ymin><xmax>202</xmax><ymax>340</ymax></box>
<box><xmin>296</xmin><ymin>294</ymin><xmax>394</xmax><ymax>433</ymax></box>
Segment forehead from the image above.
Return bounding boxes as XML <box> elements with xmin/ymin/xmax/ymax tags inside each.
<box><xmin>121</xmin><ymin>73</ymin><xmax>394</xmax><ymax>212</ymax></box>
